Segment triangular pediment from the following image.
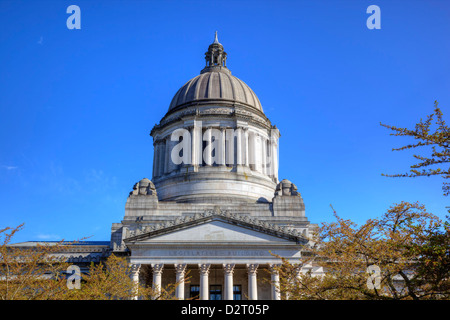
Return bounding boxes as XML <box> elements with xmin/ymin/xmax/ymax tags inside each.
<box><xmin>124</xmin><ymin>211</ymin><xmax>306</xmax><ymax>244</ymax></box>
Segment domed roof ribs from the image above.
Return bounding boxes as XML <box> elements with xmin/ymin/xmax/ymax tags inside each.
<box><xmin>226</xmin><ymin>73</ymin><xmax>236</xmax><ymax>101</ymax></box>
<box><xmin>217</xmin><ymin>71</ymin><xmax>225</xmax><ymax>98</ymax></box>
<box><xmin>169</xmin><ymin>87</ymin><xmax>183</xmax><ymax>110</ymax></box>
<box><xmin>236</xmin><ymin>78</ymin><xmax>249</xmax><ymax>106</ymax></box>
<box><xmin>194</xmin><ymin>74</ymin><xmax>203</xmax><ymax>100</ymax></box>
<box><xmin>206</xmin><ymin>72</ymin><xmax>213</xmax><ymax>98</ymax></box>
<box><xmin>185</xmin><ymin>75</ymin><xmax>200</xmax><ymax>102</ymax></box>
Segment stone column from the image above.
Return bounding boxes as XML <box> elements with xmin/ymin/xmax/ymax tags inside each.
<box><xmin>152</xmin><ymin>142</ymin><xmax>157</xmax><ymax>179</ymax></box>
<box><xmin>190</xmin><ymin>126</ymin><xmax>198</xmax><ymax>168</ymax></box>
<box><xmin>175</xmin><ymin>264</ymin><xmax>187</xmax><ymax>300</ymax></box>
<box><xmin>248</xmin><ymin>131</ymin><xmax>256</xmax><ymax>170</ymax></box>
<box><xmin>247</xmin><ymin>264</ymin><xmax>258</xmax><ymax>300</ymax></box>
<box><xmin>236</xmin><ymin>127</ymin><xmax>242</xmax><ymax>166</ymax></box>
<box><xmin>253</xmin><ymin>134</ymin><xmax>261</xmax><ymax>172</ymax></box>
<box><xmin>164</xmin><ymin>136</ymin><xmax>170</xmax><ymax>174</ymax></box>
<box><xmin>270</xmin><ymin>128</ymin><xmax>280</xmax><ymax>181</ymax></box>
<box><xmin>153</xmin><ymin>142</ymin><xmax>160</xmax><ymax>178</ymax></box>
<box><xmin>261</xmin><ymin>138</ymin><xmax>267</xmax><ymax>175</ymax></box>
<box><xmin>204</xmin><ymin>127</ymin><xmax>212</xmax><ymax>166</ymax></box>
<box><xmin>223</xmin><ymin>263</ymin><xmax>235</xmax><ymax>300</ymax></box>
<box><xmin>266</xmin><ymin>140</ymin><xmax>274</xmax><ymax>178</ymax></box>
<box><xmin>167</xmin><ymin>134</ymin><xmax>177</xmax><ymax>173</ymax></box>
<box><xmin>219</xmin><ymin>127</ymin><xmax>226</xmax><ymax>166</ymax></box>
<box><xmin>199</xmin><ymin>264</ymin><xmax>211</xmax><ymax>300</ymax></box>
<box><xmin>130</xmin><ymin>264</ymin><xmax>141</xmax><ymax>300</ymax></box>
<box><xmin>243</xmin><ymin>128</ymin><xmax>249</xmax><ymax>167</ymax></box>
<box><xmin>157</xmin><ymin>141</ymin><xmax>164</xmax><ymax>177</ymax></box>
<box><xmin>151</xmin><ymin>264</ymin><xmax>164</xmax><ymax>300</ymax></box>
<box><xmin>269</xmin><ymin>264</ymin><xmax>281</xmax><ymax>300</ymax></box>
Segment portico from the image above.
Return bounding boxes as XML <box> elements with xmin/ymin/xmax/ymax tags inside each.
<box><xmin>130</xmin><ymin>262</ymin><xmax>282</xmax><ymax>300</ymax></box>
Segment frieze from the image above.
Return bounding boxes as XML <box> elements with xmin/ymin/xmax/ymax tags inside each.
<box><xmin>167</xmin><ymin>249</ymin><xmax>266</xmax><ymax>257</ymax></box>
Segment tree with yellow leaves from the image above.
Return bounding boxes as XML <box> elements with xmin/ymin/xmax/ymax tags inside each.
<box><xmin>1</xmin><ymin>224</ymin><xmax>183</xmax><ymax>300</ymax></box>
<box><xmin>274</xmin><ymin>202</ymin><xmax>449</xmax><ymax>300</ymax></box>
<box><xmin>0</xmin><ymin>224</ymin><xmax>70</xmax><ymax>300</ymax></box>
<box><xmin>381</xmin><ymin>101</ymin><xmax>450</xmax><ymax>196</ymax></box>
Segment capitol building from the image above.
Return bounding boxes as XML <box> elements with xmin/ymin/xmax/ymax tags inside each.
<box><xmin>14</xmin><ymin>33</ymin><xmax>321</xmax><ymax>300</ymax></box>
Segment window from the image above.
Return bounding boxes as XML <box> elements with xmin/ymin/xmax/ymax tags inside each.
<box><xmin>210</xmin><ymin>285</ymin><xmax>222</xmax><ymax>300</ymax></box>
<box><xmin>190</xmin><ymin>285</ymin><xmax>200</xmax><ymax>300</ymax></box>
<box><xmin>233</xmin><ymin>285</ymin><xmax>242</xmax><ymax>300</ymax></box>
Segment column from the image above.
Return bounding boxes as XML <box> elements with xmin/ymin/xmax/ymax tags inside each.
<box><xmin>164</xmin><ymin>136</ymin><xmax>170</xmax><ymax>174</ymax></box>
<box><xmin>267</xmin><ymin>140</ymin><xmax>274</xmax><ymax>178</ymax></box>
<box><xmin>243</xmin><ymin>128</ymin><xmax>249</xmax><ymax>167</ymax></box>
<box><xmin>204</xmin><ymin>127</ymin><xmax>212</xmax><ymax>166</ymax></box>
<box><xmin>190</xmin><ymin>126</ymin><xmax>197</xmax><ymax>168</ymax></box>
<box><xmin>270</xmin><ymin>128</ymin><xmax>280</xmax><ymax>181</ymax></box>
<box><xmin>219</xmin><ymin>128</ymin><xmax>226</xmax><ymax>166</ymax></box>
<box><xmin>236</xmin><ymin>127</ymin><xmax>242</xmax><ymax>165</ymax></box>
<box><xmin>175</xmin><ymin>264</ymin><xmax>187</xmax><ymax>300</ymax></box>
<box><xmin>199</xmin><ymin>264</ymin><xmax>211</xmax><ymax>300</ymax></box>
<box><xmin>194</xmin><ymin>123</ymin><xmax>203</xmax><ymax>169</ymax></box>
<box><xmin>247</xmin><ymin>264</ymin><xmax>258</xmax><ymax>300</ymax></box>
<box><xmin>157</xmin><ymin>141</ymin><xmax>164</xmax><ymax>177</ymax></box>
<box><xmin>269</xmin><ymin>264</ymin><xmax>281</xmax><ymax>300</ymax></box>
<box><xmin>167</xmin><ymin>134</ymin><xmax>177</xmax><ymax>172</ymax></box>
<box><xmin>130</xmin><ymin>264</ymin><xmax>141</xmax><ymax>300</ymax></box>
<box><xmin>154</xmin><ymin>142</ymin><xmax>160</xmax><ymax>177</ymax></box>
<box><xmin>253</xmin><ymin>134</ymin><xmax>261</xmax><ymax>172</ymax></box>
<box><xmin>248</xmin><ymin>131</ymin><xmax>255</xmax><ymax>170</ymax></box>
<box><xmin>261</xmin><ymin>138</ymin><xmax>267</xmax><ymax>175</ymax></box>
<box><xmin>152</xmin><ymin>142</ymin><xmax>157</xmax><ymax>179</ymax></box>
<box><xmin>223</xmin><ymin>263</ymin><xmax>235</xmax><ymax>300</ymax></box>
<box><xmin>151</xmin><ymin>264</ymin><xmax>164</xmax><ymax>300</ymax></box>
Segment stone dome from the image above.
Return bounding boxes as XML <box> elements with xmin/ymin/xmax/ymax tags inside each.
<box><xmin>168</xmin><ymin>32</ymin><xmax>263</xmax><ymax>113</ymax></box>
<box><xmin>150</xmin><ymin>32</ymin><xmax>279</xmax><ymax>203</ymax></box>
<box><xmin>168</xmin><ymin>71</ymin><xmax>263</xmax><ymax>112</ymax></box>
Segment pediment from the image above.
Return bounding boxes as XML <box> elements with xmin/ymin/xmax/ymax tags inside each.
<box><xmin>124</xmin><ymin>211</ymin><xmax>306</xmax><ymax>244</ymax></box>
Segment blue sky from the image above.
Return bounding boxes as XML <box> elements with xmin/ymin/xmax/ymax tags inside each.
<box><xmin>1</xmin><ymin>0</ymin><xmax>449</xmax><ymax>243</ymax></box>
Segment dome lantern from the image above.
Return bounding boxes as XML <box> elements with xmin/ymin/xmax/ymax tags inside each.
<box><xmin>201</xmin><ymin>31</ymin><xmax>228</xmax><ymax>73</ymax></box>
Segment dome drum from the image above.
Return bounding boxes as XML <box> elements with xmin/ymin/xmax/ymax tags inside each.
<box><xmin>150</xmin><ymin>33</ymin><xmax>280</xmax><ymax>203</ymax></box>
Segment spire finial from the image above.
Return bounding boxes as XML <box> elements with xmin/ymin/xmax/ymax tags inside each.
<box><xmin>213</xmin><ymin>31</ymin><xmax>220</xmax><ymax>44</ymax></box>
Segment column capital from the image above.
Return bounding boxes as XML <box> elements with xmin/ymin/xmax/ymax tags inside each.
<box><xmin>246</xmin><ymin>263</ymin><xmax>259</xmax><ymax>274</ymax></box>
<box><xmin>223</xmin><ymin>263</ymin><xmax>235</xmax><ymax>274</ymax></box>
<box><xmin>269</xmin><ymin>264</ymin><xmax>281</xmax><ymax>273</ymax></box>
<box><xmin>130</xmin><ymin>263</ymin><xmax>141</xmax><ymax>274</ymax></box>
<box><xmin>198</xmin><ymin>263</ymin><xmax>211</xmax><ymax>275</ymax></box>
<box><xmin>151</xmin><ymin>263</ymin><xmax>164</xmax><ymax>274</ymax></box>
<box><xmin>175</xmin><ymin>263</ymin><xmax>187</xmax><ymax>274</ymax></box>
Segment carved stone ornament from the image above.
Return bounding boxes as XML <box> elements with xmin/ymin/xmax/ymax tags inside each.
<box><xmin>129</xmin><ymin>178</ymin><xmax>157</xmax><ymax>197</ymax></box>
